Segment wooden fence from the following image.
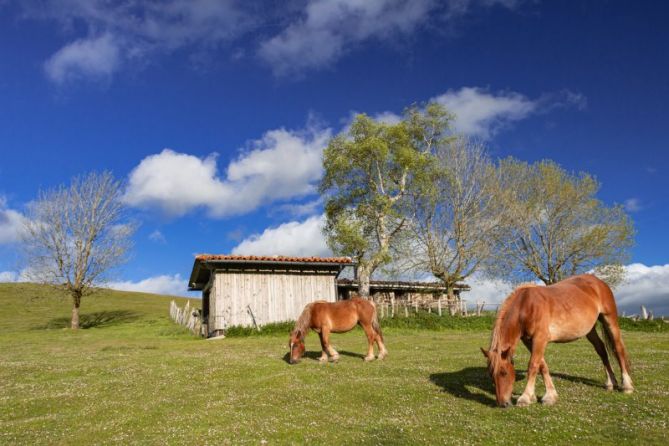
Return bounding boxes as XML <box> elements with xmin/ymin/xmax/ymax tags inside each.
<box><xmin>169</xmin><ymin>300</ymin><xmax>204</xmax><ymax>336</ymax></box>
<box><xmin>375</xmin><ymin>298</ymin><xmax>492</xmax><ymax>318</ymax></box>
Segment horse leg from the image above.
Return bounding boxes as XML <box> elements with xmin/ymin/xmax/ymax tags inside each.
<box><xmin>375</xmin><ymin>332</ymin><xmax>388</xmax><ymax>360</ymax></box>
<box><xmin>522</xmin><ymin>337</ymin><xmax>558</xmax><ymax>405</ymax></box>
<box><xmin>537</xmin><ymin>360</ymin><xmax>558</xmax><ymax>405</ymax></box>
<box><xmin>360</xmin><ymin>323</ymin><xmax>376</xmax><ymax>362</ymax></box>
<box><xmin>318</xmin><ymin>332</ymin><xmax>328</xmax><ymax>363</ymax></box>
<box><xmin>586</xmin><ymin>327</ymin><xmax>618</xmax><ymax>390</ymax></box>
<box><xmin>599</xmin><ymin>313</ymin><xmax>633</xmax><ymax>393</ymax></box>
<box><xmin>519</xmin><ymin>339</ymin><xmax>538</xmax><ymax>404</ymax></box>
<box><xmin>517</xmin><ymin>337</ymin><xmax>548</xmax><ymax>407</ymax></box>
<box><xmin>322</xmin><ymin>327</ymin><xmax>339</xmax><ymax>362</ymax></box>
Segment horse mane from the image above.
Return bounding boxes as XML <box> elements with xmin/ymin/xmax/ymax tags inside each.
<box><xmin>292</xmin><ymin>301</ymin><xmax>323</xmax><ymax>339</ymax></box>
<box><xmin>488</xmin><ymin>282</ymin><xmax>539</xmax><ymax>374</ymax></box>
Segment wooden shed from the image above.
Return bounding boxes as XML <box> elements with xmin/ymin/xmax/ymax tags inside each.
<box><xmin>188</xmin><ymin>254</ymin><xmax>353</xmax><ymax>337</ymax></box>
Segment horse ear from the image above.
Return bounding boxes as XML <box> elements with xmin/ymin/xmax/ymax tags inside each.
<box><xmin>295</xmin><ymin>329</ymin><xmax>302</xmax><ymax>339</ymax></box>
<box><xmin>501</xmin><ymin>347</ymin><xmax>511</xmax><ymax>360</ymax></box>
<box><xmin>480</xmin><ymin>347</ymin><xmax>489</xmax><ymax>358</ymax></box>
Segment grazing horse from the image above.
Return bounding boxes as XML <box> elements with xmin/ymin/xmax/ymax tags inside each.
<box><xmin>288</xmin><ymin>297</ymin><xmax>388</xmax><ymax>364</ymax></box>
<box><xmin>481</xmin><ymin>274</ymin><xmax>633</xmax><ymax>407</ymax></box>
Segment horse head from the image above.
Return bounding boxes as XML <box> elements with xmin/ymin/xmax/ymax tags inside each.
<box><xmin>481</xmin><ymin>347</ymin><xmax>515</xmax><ymax>407</ymax></box>
<box><xmin>288</xmin><ymin>329</ymin><xmax>305</xmax><ymax>364</ymax></box>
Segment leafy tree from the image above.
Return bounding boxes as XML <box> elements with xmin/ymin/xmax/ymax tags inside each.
<box><xmin>320</xmin><ymin>106</ymin><xmax>444</xmax><ymax>297</ymax></box>
<box><xmin>491</xmin><ymin>158</ymin><xmax>634</xmax><ymax>285</ymax></box>
<box><xmin>22</xmin><ymin>172</ymin><xmax>135</xmax><ymax>329</ymax></box>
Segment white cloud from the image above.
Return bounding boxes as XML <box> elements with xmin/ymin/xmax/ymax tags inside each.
<box><xmin>28</xmin><ymin>0</ymin><xmax>248</xmax><ymax>84</ymax></box>
<box><xmin>148</xmin><ymin>230</ymin><xmax>166</xmax><ymax>243</ymax></box>
<box><xmin>431</xmin><ymin>87</ymin><xmax>587</xmax><ymax>139</ymax></box>
<box><xmin>271</xmin><ymin>199</ymin><xmax>322</xmax><ymax>218</ymax></box>
<box><xmin>232</xmin><ymin>215</ymin><xmax>330</xmax><ymax>257</ymax></box>
<box><xmin>0</xmin><ymin>271</ymin><xmax>19</xmax><ymax>282</ymax></box>
<box><xmin>258</xmin><ymin>0</ymin><xmax>433</xmax><ymax>76</ymax></box>
<box><xmin>27</xmin><ymin>1</ymin><xmax>529</xmax><ymax>82</ymax></box>
<box><xmin>106</xmin><ymin>273</ymin><xmax>190</xmax><ymax>297</ymax></box>
<box><xmin>432</xmin><ymin>87</ymin><xmax>537</xmax><ymax>139</ymax></box>
<box><xmin>44</xmin><ymin>33</ymin><xmax>121</xmax><ymax>84</ymax></box>
<box><xmin>0</xmin><ymin>197</ymin><xmax>27</xmax><ymax>244</ymax></box>
<box><xmin>624</xmin><ymin>198</ymin><xmax>643</xmax><ymax>213</ymax></box>
<box><xmin>615</xmin><ymin>264</ymin><xmax>669</xmax><ymax>316</ymax></box>
<box><xmin>258</xmin><ymin>0</ymin><xmax>523</xmax><ymax>76</ymax></box>
<box><xmin>462</xmin><ymin>274</ymin><xmax>515</xmax><ymax>306</ymax></box>
<box><xmin>123</xmin><ymin>126</ymin><xmax>331</xmax><ymax>218</ymax></box>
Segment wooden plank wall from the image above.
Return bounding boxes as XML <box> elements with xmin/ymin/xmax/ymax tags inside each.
<box><xmin>210</xmin><ymin>271</ymin><xmax>336</xmax><ymax>330</ymax></box>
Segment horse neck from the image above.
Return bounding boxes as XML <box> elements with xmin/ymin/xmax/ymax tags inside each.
<box><xmin>293</xmin><ymin>305</ymin><xmax>312</xmax><ymax>338</ymax></box>
<box><xmin>490</xmin><ymin>297</ymin><xmax>521</xmax><ymax>353</ymax></box>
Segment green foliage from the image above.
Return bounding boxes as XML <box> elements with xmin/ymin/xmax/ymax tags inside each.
<box><xmin>492</xmin><ymin>158</ymin><xmax>635</xmax><ymax>284</ymax></box>
<box><xmin>618</xmin><ymin>317</ymin><xmax>669</xmax><ymax>333</ymax></box>
<box><xmin>380</xmin><ymin>311</ymin><xmax>495</xmax><ymax>331</ymax></box>
<box><xmin>225</xmin><ymin>321</ymin><xmax>295</xmax><ymax>337</ymax></box>
<box><xmin>320</xmin><ymin>105</ymin><xmax>451</xmax><ymax>293</ymax></box>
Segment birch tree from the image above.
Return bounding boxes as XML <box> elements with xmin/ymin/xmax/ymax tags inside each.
<box><xmin>22</xmin><ymin>172</ymin><xmax>135</xmax><ymax>329</ymax></box>
<box><xmin>491</xmin><ymin>158</ymin><xmax>634</xmax><ymax>285</ymax></box>
<box><xmin>320</xmin><ymin>105</ymin><xmax>448</xmax><ymax>297</ymax></box>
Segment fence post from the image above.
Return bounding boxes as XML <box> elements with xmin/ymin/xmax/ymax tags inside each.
<box><xmin>404</xmin><ymin>305</ymin><xmax>409</xmax><ymax>318</ymax></box>
<box><xmin>438</xmin><ymin>299</ymin><xmax>442</xmax><ymax>316</ymax></box>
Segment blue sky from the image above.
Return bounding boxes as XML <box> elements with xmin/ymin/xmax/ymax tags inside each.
<box><xmin>0</xmin><ymin>1</ymin><xmax>667</xmax><ymax>313</ymax></box>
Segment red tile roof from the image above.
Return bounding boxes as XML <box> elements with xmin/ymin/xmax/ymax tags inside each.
<box><xmin>195</xmin><ymin>254</ymin><xmax>353</xmax><ymax>264</ymax></box>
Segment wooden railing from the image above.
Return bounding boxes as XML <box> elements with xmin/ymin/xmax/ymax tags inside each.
<box><xmin>169</xmin><ymin>300</ymin><xmax>205</xmax><ymax>336</ymax></box>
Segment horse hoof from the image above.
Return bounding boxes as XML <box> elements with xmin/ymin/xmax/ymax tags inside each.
<box><xmin>605</xmin><ymin>385</ymin><xmax>614</xmax><ymax>391</ymax></box>
<box><xmin>516</xmin><ymin>396</ymin><xmax>533</xmax><ymax>407</ymax></box>
<box><xmin>541</xmin><ymin>396</ymin><xmax>557</xmax><ymax>406</ymax></box>
<box><xmin>364</xmin><ymin>356</ymin><xmax>375</xmax><ymax>362</ymax></box>
<box><xmin>622</xmin><ymin>387</ymin><xmax>634</xmax><ymax>394</ymax></box>
<box><xmin>377</xmin><ymin>351</ymin><xmax>388</xmax><ymax>360</ymax></box>
<box><xmin>330</xmin><ymin>356</ymin><xmax>339</xmax><ymax>363</ymax></box>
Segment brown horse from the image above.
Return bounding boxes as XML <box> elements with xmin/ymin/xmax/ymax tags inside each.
<box><xmin>481</xmin><ymin>274</ymin><xmax>633</xmax><ymax>407</ymax></box>
<box><xmin>289</xmin><ymin>297</ymin><xmax>388</xmax><ymax>364</ymax></box>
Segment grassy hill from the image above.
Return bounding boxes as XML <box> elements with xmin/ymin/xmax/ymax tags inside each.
<box><xmin>1</xmin><ymin>283</ymin><xmax>668</xmax><ymax>445</ymax></box>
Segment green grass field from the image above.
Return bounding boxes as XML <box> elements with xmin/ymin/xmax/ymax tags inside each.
<box><xmin>1</xmin><ymin>283</ymin><xmax>668</xmax><ymax>445</ymax></box>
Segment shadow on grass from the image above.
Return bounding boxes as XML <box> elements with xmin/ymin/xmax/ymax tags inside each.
<box><xmin>430</xmin><ymin>367</ymin><xmax>498</xmax><ymax>407</ymax></box>
<box><xmin>431</xmin><ymin>367</ymin><xmax>604</xmax><ymax>407</ymax></box>
<box><xmin>37</xmin><ymin>310</ymin><xmax>140</xmax><ymax>330</ymax></box>
<box><xmin>549</xmin><ymin>372</ymin><xmax>603</xmax><ymax>388</ymax></box>
<box><xmin>283</xmin><ymin>349</ymin><xmax>367</xmax><ymax>364</ymax></box>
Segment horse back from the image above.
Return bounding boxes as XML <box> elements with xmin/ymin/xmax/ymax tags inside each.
<box><xmin>517</xmin><ymin>275</ymin><xmax>616</xmax><ymax>342</ymax></box>
<box><xmin>310</xmin><ymin>298</ymin><xmax>375</xmax><ymax>332</ymax></box>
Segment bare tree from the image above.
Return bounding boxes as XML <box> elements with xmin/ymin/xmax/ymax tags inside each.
<box><xmin>402</xmin><ymin>137</ymin><xmax>500</xmax><ymax>308</ymax></box>
<box><xmin>22</xmin><ymin>172</ymin><xmax>135</xmax><ymax>329</ymax></box>
<box><xmin>491</xmin><ymin>158</ymin><xmax>634</xmax><ymax>285</ymax></box>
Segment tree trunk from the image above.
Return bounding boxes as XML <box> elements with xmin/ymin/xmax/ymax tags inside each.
<box><xmin>358</xmin><ymin>266</ymin><xmax>371</xmax><ymax>299</ymax></box>
<box><xmin>447</xmin><ymin>285</ymin><xmax>457</xmax><ymax>316</ymax></box>
<box><xmin>71</xmin><ymin>293</ymin><xmax>81</xmax><ymax>329</ymax></box>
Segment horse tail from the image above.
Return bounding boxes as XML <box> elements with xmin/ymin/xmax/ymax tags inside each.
<box><xmin>371</xmin><ymin>301</ymin><xmax>384</xmax><ymax>341</ymax></box>
<box><xmin>595</xmin><ymin>277</ymin><xmax>632</xmax><ymax>373</ymax></box>
<box><xmin>599</xmin><ymin>315</ymin><xmax>632</xmax><ymax>373</ymax></box>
